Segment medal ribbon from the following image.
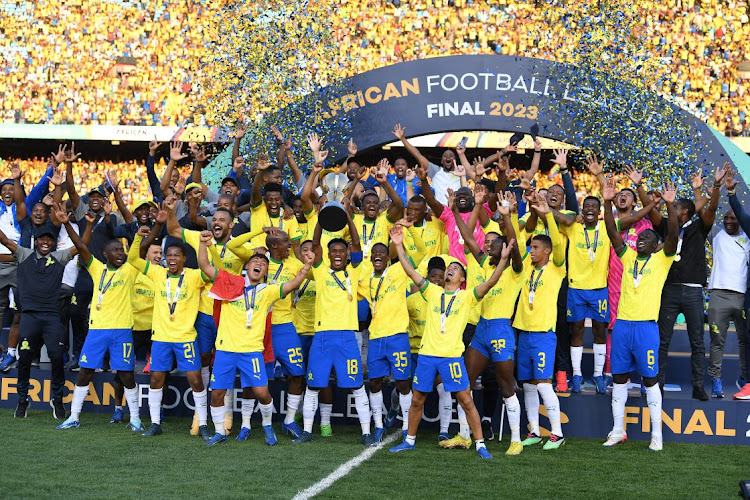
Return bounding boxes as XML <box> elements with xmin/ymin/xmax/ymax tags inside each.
<box><xmin>440</xmin><ymin>292</ymin><xmax>458</xmax><ymax>333</ymax></box>
<box><xmin>330</xmin><ymin>269</ymin><xmax>351</xmax><ymax>300</ymax></box>
<box><xmin>96</xmin><ymin>268</ymin><xmax>116</xmax><ymax>309</ymax></box>
<box><xmin>633</xmin><ymin>256</ymin><xmax>651</xmax><ymax>288</ymax></box>
<box><xmin>166</xmin><ymin>271</ymin><xmax>185</xmax><ymax>319</ymax></box>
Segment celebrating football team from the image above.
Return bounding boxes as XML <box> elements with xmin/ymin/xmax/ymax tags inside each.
<box><xmin>2</xmin><ymin>123</ymin><xmax>748</xmax><ymax>460</ymax></box>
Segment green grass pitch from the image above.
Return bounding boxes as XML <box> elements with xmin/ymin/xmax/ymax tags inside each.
<box><xmin>4</xmin><ymin>410</ymin><xmax>747</xmax><ymax>499</ymax></box>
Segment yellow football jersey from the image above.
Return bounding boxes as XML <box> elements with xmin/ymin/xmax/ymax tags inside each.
<box><xmin>85</xmin><ymin>257</ymin><xmax>138</xmax><ymax>330</ymax></box>
<box><xmin>418</xmin><ymin>282</ymin><xmax>480</xmax><ymax>358</ymax></box>
<box><xmin>617</xmin><ymin>248</ymin><xmax>675</xmax><ymax>322</ymax></box>
<box><xmin>561</xmin><ymin>221</ymin><xmax>610</xmax><ymax>290</ymax></box>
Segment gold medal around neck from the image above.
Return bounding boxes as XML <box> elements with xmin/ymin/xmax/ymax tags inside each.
<box><xmin>170</xmin><ymin>314</ymin><xmax>175</xmax><ymax>322</ymax></box>
<box><xmin>96</xmin><ymin>304</ymin><xmax>101</xmax><ymax>311</ymax></box>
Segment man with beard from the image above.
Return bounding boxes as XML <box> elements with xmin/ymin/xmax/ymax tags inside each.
<box><xmin>167</xmin><ymin>205</ymin><xmax>245</xmax><ymax>434</ymax></box>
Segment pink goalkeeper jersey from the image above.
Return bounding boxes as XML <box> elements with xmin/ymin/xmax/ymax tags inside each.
<box><xmin>607</xmin><ymin>217</ymin><xmax>653</xmax><ymax>328</ymax></box>
<box><xmin>439</xmin><ymin>203</ymin><xmax>492</xmax><ymax>265</ymax></box>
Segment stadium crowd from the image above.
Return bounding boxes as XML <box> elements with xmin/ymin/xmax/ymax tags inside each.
<box><xmin>0</xmin><ymin>124</ymin><xmax>748</xmax><ymax>459</ymax></box>
<box><xmin>0</xmin><ymin>0</ymin><xmax>748</xmax><ymax>134</ymax></box>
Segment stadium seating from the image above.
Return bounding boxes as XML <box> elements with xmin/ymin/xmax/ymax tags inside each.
<box><xmin>0</xmin><ymin>0</ymin><xmax>746</xmax><ymax>134</ymax></box>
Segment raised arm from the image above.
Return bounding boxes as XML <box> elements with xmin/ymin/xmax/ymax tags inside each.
<box><xmin>161</xmin><ymin>141</ymin><xmax>187</xmax><ymax>196</ymax></box>
<box><xmin>312</xmin><ymin>219</ymin><xmax>323</xmax><ymax>266</ymax></box>
<box><xmin>725</xmin><ymin>169</ymin><xmax>750</xmax><ymax>235</ymax></box>
<box><xmin>451</xmin><ymin>192</ymin><xmax>483</xmax><ymax>260</ymax></box>
<box><xmin>146</xmin><ymin>137</ymin><xmax>164</xmax><ymax>202</ymax></box>
<box><xmin>526</xmin><ymin>139</ymin><xmax>543</xmax><ymax>181</ymax></box>
<box><xmin>250</xmin><ymin>155</ymin><xmax>270</xmax><ymax>207</ymax></box>
<box><xmin>691</xmin><ymin>169</ymin><xmax>709</xmax><ymax>214</ymax></box>
<box><xmin>62</xmin><ymin>219</ymin><xmax>91</xmax><ymax>265</ymax></box>
<box><xmin>141</xmin><ymin>205</ymin><xmax>167</xmax><ymax>258</ymax></box>
<box><xmin>232</xmin><ymin>121</ymin><xmax>248</xmax><ymax>165</ymax></box>
<box><xmin>625</xmin><ymin>165</ymin><xmax>661</xmax><ymax>226</ymax></box>
<box><xmin>281</xmin><ymin>255</ymin><xmax>313</xmax><ymax>297</ymax></box>
<box><xmin>415</xmin><ymin>165</ymin><xmax>443</xmax><ymax>217</ymax></box>
<box><xmin>499</xmin><ymin>191</ymin><xmax>524</xmax><ymax>272</ymax></box>
<box><xmin>50</xmin><ymin>202</ymin><xmax>82</xmax><ymax>258</ymax></box>
<box><xmin>474</xmin><ymin>240</ymin><xmax>513</xmax><ymax>299</ymax></box>
<box><xmin>10</xmin><ymin>163</ymin><xmax>27</xmax><ymax>221</ymax></box>
<box><xmin>165</xmin><ymin>196</ymin><xmax>183</xmax><ymax>239</ymax></box>
<box><xmin>301</xmin><ymin>160</ymin><xmax>324</xmax><ymax>213</ymax></box>
<box><xmin>702</xmin><ymin>163</ymin><xmax>728</xmax><ymax>231</ymax></box>
<box><xmin>389</xmin><ymin>225</ymin><xmax>425</xmax><ymax>286</ymax></box>
<box><xmin>601</xmin><ymin>177</ymin><xmax>626</xmax><ymax>255</ymax></box>
<box><xmin>0</xmin><ymin>228</ymin><xmax>17</xmax><ymax>254</ymax></box>
<box><xmin>189</xmin><ymin>144</ymin><xmax>209</xmax><ymax>185</ymax></box>
<box><xmin>662</xmin><ymin>182</ymin><xmax>679</xmax><ymax>255</ymax></box>
<box><xmin>393</xmin><ymin>124</ymin><xmax>429</xmax><ymax>170</ymax></box>
<box><xmin>347</xmin><ymin>207</ymin><xmax>361</xmax><ymax>253</ymax></box>
<box><xmin>107</xmin><ymin>169</ymin><xmax>134</xmax><ymax>224</ymax></box>
<box><xmin>59</xmin><ymin>144</ymin><xmax>82</xmax><ymax>211</ymax></box>
<box><xmin>198</xmin><ymin>231</ymin><xmax>218</xmax><ymax>279</ymax></box>
<box><xmin>226</xmin><ymin>227</ymin><xmax>267</xmax><ymax>260</ymax></box>
<box><xmin>337</xmin><ymin>137</ymin><xmax>357</xmax><ymax>176</ymax></box>
<box><xmin>128</xmin><ymin>227</ymin><xmax>151</xmax><ymax>272</ymax></box>
<box><xmin>373</xmin><ymin>159</ymin><xmax>404</xmax><ymax>222</ymax></box>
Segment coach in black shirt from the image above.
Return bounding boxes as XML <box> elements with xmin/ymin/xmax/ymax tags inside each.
<box><xmin>0</xmin><ymin>216</ymin><xmax>87</xmax><ymax>419</ymax></box>
<box><xmin>654</xmin><ymin>167</ymin><xmax>725</xmax><ymax>400</ymax></box>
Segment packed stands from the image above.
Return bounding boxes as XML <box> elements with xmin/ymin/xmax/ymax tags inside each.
<box><xmin>0</xmin><ymin>0</ymin><xmax>747</xmax><ymax>134</ymax></box>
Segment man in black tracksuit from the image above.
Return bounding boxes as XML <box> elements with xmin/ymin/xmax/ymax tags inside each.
<box><xmin>0</xmin><ymin>222</ymin><xmax>84</xmax><ymax>419</ymax></box>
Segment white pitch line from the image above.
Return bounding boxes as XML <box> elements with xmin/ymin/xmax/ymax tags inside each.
<box><xmin>291</xmin><ymin>432</ymin><xmax>400</xmax><ymax>500</ymax></box>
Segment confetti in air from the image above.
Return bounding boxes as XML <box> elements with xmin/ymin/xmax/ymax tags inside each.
<box><xmin>198</xmin><ymin>0</ymin><xmax>352</xmax><ymax>189</ymax></box>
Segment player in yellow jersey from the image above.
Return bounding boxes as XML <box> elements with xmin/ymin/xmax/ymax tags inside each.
<box><xmin>293</xmin><ymin>240</ymin><xmax>336</xmax><ymax>437</ymax></box>
<box><xmin>293</xmin><ymin>212</ymin><xmax>374</xmax><ymax>446</ymax></box>
<box><xmin>359</xmin><ymin>240</ymin><xmax>413</xmax><ymax>443</ymax></box>
<box><xmin>351</xmin><ymin>162</ymin><xmax>404</xmax><ymax>337</ymax></box>
<box><xmin>448</xmin><ymin>191</ymin><xmax>526</xmax><ymax>455</ymax></box>
<box><xmin>601</xmin><ymin>179</ymin><xmax>678</xmax><ymax>452</ymax></box>
<box><xmin>249</xmin><ymin>158</ymin><xmax>303</xmax><ymax>251</ymax></box>
<box><xmin>128</xmin><ymin>227</ymin><xmax>211</xmax><ymax>440</ymax></box>
<box><xmin>388</xmin><ymin>225</ymin><xmax>513</xmax><ymax>459</ymax></box>
<box><xmin>167</xmin><ymin>205</ymin><xmax>242</xmax><ymax>435</ymax></box>
<box><xmin>405</xmin><ymin>196</ymin><xmax>447</xmax><ymax>260</ymax></box>
<box><xmin>557</xmin><ymin>194</ymin><xmax>612</xmax><ymax>394</ymax></box>
<box><xmin>395</xmin><ymin>257</ymin><xmax>454</xmax><ymax>441</ymax></box>
<box><xmin>350</xmin><ymin>160</ymin><xmax>404</xmax><ymax>260</ymax></box>
<box><xmin>514</xmin><ymin>193</ymin><xmax>568</xmax><ymax>451</ymax></box>
<box><xmin>56</xmin><ymin>215</ymin><xmax>143</xmax><ymax>432</ymax></box>
<box><xmin>299</xmin><ymin>160</ymin><xmax>350</xmax><ymax>265</ymax></box>
<box><xmin>111</xmin><ymin>241</ymin><xmax>162</xmax><ymax>424</ymax></box>
<box><xmin>226</xmin><ymin>227</ymin><xmax>307</xmax><ymax>440</ymax></box>
<box><xmin>197</xmin><ymin>231</ymin><xmax>312</xmax><ymax>445</ymax></box>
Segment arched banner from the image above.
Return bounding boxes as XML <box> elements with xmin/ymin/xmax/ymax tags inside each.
<box><xmin>208</xmin><ymin>55</ymin><xmax>749</xmax><ymax>195</ymax></box>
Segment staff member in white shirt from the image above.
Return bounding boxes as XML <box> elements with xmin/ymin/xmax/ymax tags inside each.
<box><xmin>707</xmin><ymin>209</ymin><xmax>750</xmax><ymax>397</ymax></box>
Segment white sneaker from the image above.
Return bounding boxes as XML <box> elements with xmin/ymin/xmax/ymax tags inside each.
<box><xmin>648</xmin><ymin>434</ymin><xmax>663</xmax><ymax>451</ymax></box>
<box><xmin>602</xmin><ymin>430</ymin><xmax>627</xmax><ymax>447</ymax></box>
